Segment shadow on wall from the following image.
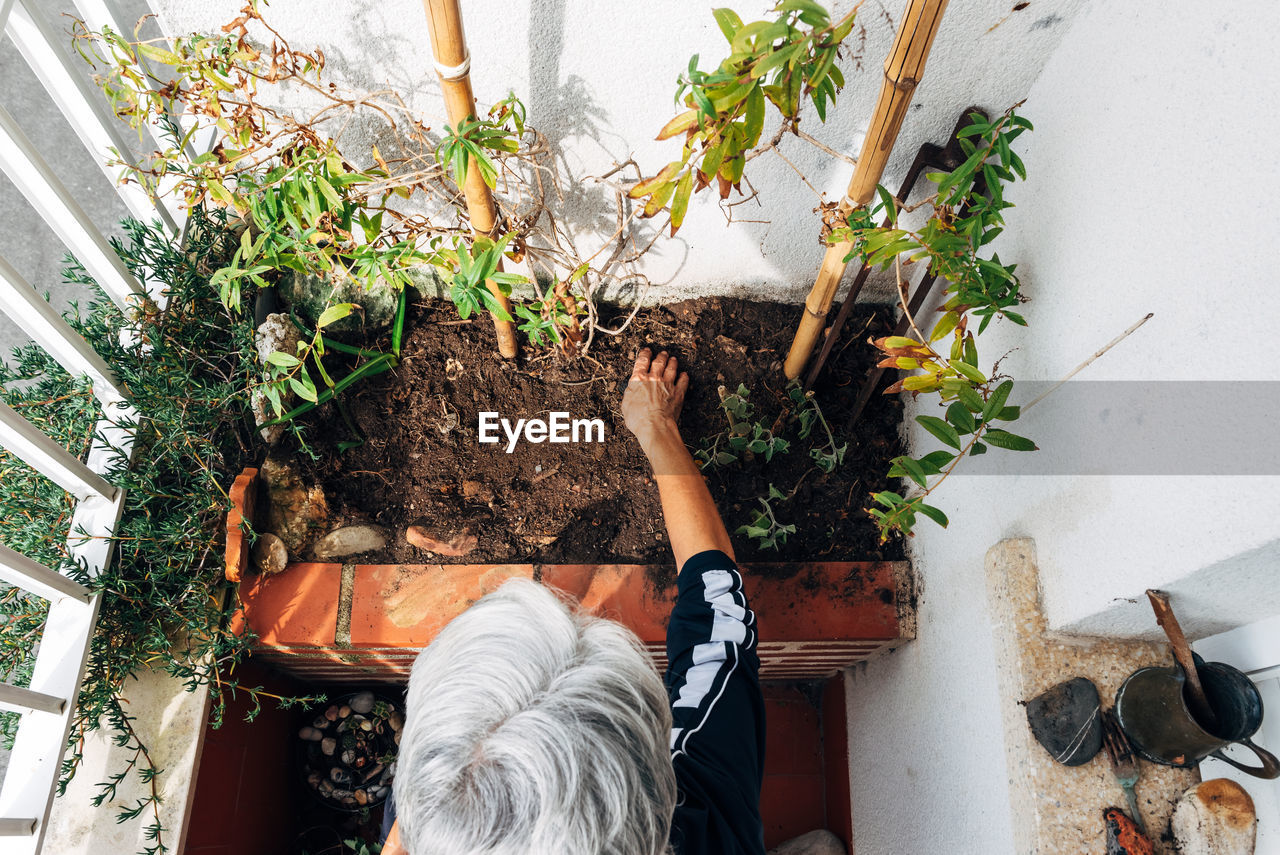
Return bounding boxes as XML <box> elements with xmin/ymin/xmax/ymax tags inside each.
<box><xmin>525</xmin><ymin>0</ymin><xmax>680</xmax><ymax>304</ymax></box>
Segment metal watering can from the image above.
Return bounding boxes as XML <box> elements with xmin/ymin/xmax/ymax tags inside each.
<box><xmin>1115</xmin><ymin>654</ymin><xmax>1280</xmax><ymax>779</ymax></box>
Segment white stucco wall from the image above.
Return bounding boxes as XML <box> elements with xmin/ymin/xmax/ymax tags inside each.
<box><xmin>846</xmin><ymin>2</ymin><xmax>1280</xmax><ymax>852</ymax></box>
<box><xmin>154</xmin><ymin>0</ymin><xmax>1083</xmax><ymax>302</ymax></box>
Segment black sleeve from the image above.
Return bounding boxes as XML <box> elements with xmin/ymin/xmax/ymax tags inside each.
<box><xmin>665</xmin><ymin>549</ymin><xmax>766</xmax><ymax>855</ymax></box>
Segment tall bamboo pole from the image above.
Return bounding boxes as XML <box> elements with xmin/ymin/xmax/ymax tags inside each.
<box><xmin>782</xmin><ymin>0</ymin><xmax>949</xmax><ymax>379</ymax></box>
<box><xmin>422</xmin><ymin>0</ymin><xmax>518</xmax><ymax>359</ymax></box>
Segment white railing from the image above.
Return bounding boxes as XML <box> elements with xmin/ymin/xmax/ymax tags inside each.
<box><xmin>0</xmin><ymin>1</ymin><xmax>188</xmax><ymax>851</ymax></box>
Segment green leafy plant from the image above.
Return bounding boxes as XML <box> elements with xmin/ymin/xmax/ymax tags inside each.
<box><xmin>435</xmin><ymin>93</ymin><xmax>525</xmax><ymax>189</ymax></box>
<box><xmin>826</xmin><ymin>107</ymin><xmax>1038</xmax><ymax>541</ymax></box>
<box><xmin>736</xmin><ymin>484</ymin><xmax>796</xmax><ymax>550</ymax></box>
<box><xmin>74</xmin><ymin>6</ymin><xmax>668</xmax><ymax>380</ymax></box>
<box><xmin>786</xmin><ymin>379</ymin><xmax>845</xmax><ymax>473</ymax></box>
<box><xmin>634</xmin><ymin>0</ymin><xmax>860</xmax><ymax>232</ymax></box>
<box><xmin>0</xmin><ymin>209</ymin><xmax>319</xmax><ymax>855</ymax></box>
<box><xmin>695</xmin><ymin>383</ymin><xmax>790</xmax><ymax>469</ymax></box>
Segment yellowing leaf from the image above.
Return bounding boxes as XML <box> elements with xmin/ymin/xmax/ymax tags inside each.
<box><xmin>656</xmin><ymin>110</ymin><xmax>700</xmax><ymax>141</ymax></box>
<box><xmin>670</xmin><ymin>170</ymin><xmax>694</xmax><ymax>235</ymax></box>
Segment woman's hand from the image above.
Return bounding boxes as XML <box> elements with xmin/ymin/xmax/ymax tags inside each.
<box><xmin>621</xmin><ymin>348</ymin><xmax>689</xmax><ymax>451</ymax></box>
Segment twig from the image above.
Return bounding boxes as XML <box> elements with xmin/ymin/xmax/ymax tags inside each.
<box><xmin>1023</xmin><ymin>313</ymin><xmax>1154</xmax><ymax>412</ymax></box>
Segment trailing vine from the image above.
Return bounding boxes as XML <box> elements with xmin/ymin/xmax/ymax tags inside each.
<box><xmin>827</xmin><ymin>107</ymin><xmax>1037</xmax><ymax>541</ymax></box>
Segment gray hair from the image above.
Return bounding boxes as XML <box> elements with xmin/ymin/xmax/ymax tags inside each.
<box><xmin>396</xmin><ymin>578</ymin><xmax>677</xmax><ymax>855</ymax></box>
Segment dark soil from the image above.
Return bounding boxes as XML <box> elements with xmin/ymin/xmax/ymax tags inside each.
<box><xmin>293</xmin><ymin>296</ymin><xmax>906</xmax><ymax>567</ymax></box>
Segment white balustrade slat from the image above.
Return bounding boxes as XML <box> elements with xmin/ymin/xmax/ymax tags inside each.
<box><xmin>0</xmin><ymin>255</ymin><xmax>126</xmax><ymax>407</ymax></box>
<box><xmin>0</xmin><ymin>819</ymin><xmax>36</xmax><ymax>838</ymax></box>
<box><xmin>0</xmin><ymin>0</ymin><xmax>14</xmax><ymax>33</ymax></box>
<box><xmin>0</xmin><ymin>104</ymin><xmax>145</xmax><ymax>314</ymax></box>
<box><xmin>0</xmin><ymin>402</ymin><xmax>132</xmax><ymax>854</ymax></box>
<box><xmin>5</xmin><ymin>0</ymin><xmax>179</xmax><ymax>236</ymax></box>
<box><xmin>0</xmin><ymin>400</ymin><xmax>117</xmax><ymax>502</ymax></box>
<box><xmin>0</xmin><ymin>543</ymin><xmax>91</xmax><ymax>604</ymax></box>
<box><xmin>0</xmin><ymin>685</ymin><xmax>65</xmax><ymax>717</ymax></box>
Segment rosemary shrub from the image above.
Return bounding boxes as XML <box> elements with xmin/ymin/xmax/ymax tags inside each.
<box><xmin>0</xmin><ymin>207</ymin><xmax>318</xmax><ymax>854</ymax></box>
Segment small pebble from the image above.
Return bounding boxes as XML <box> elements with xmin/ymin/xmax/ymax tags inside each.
<box><xmin>325</xmin><ymin>705</ymin><xmax>339</xmax><ymax>721</ymax></box>
<box><xmin>341</xmin><ymin>749</ymin><xmax>355</xmax><ymax>765</ymax></box>
<box><xmin>321</xmin><ymin>737</ymin><xmax>337</xmax><ymax>756</ymax></box>
<box><xmin>313</xmin><ymin>716</ymin><xmax>329</xmax><ymax>730</ymax></box>
<box><xmin>298</xmin><ymin>726</ymin><xmax>321</xmax><ymax>742</ymax></box>
<box><xmin>349</xmin><ymin>691</ymin><xmax>375</xmax><ymax>715</ymax></box>
<box><xmin>338</xmin><ymin>705</ymin><xmax>351</xmax><ymax>718</ymax></box>
<box><xmin>355</xmin><ymin>789</ymin><xmax>368</xmax><ymax>806</ymax></box>
<box><xmin>360</xmin><ymin>719</ymin><xmax>374</xmax><ymax>731</ymax></box>
<box><xmin>330</xmin><ymin>767</ymin><xmax>352</xmax><ymax>785</ymax></box>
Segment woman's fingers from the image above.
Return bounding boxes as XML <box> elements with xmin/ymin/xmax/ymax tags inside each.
<box><xmin>631</xmin><ymin>347</ymin><xmax>652</xmax><ymax>381</ymax></box>
<box><xmin>672</xmin><ymin>371</ymin><xmax>690</xmax><ymax>417</ymax></box>
<box><xmin>663</xmin><ymin>355</ymin><xmax>679</xmax><ymax>384</ymax></box>
<box><xmin>650</xmin><ymin>350</ymin><xmax>669</xmax><ymax>379</ymax></box>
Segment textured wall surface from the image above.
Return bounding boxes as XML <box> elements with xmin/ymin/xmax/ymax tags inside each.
<box><xmin>846</xmin><ymin>3</ymin><xmax>1280</xmax><ymax>852</ymax></box>
<box><xmin>152</xmin><ymin>0</ymin><xmax>1083</xmax><ymax>303</ymax></box>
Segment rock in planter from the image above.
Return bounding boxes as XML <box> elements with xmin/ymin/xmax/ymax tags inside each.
<box><xmin>261</xmin><ymin>457</ymin><xmax>329</xmax><ymax>556</ymax></box>
<box><xmin>251</xmin><ymin>313</ymin><xmax>301</xmax><ymax>446</ymax></box>
<box><xmin>312</xmin><ymin>524</ymin><xmax>389</xmax><ymax>560</ymax></box>
<box><xmin>278</xmin><ymin>265</ymin><xmax>440</xmax><ymax>336</ymax></box>
<box><xmin>1172</xmin><ymin>779</ymin><xmax>1257</xmax><ymax>855</ymax></box>
<box><xmin>252</xmin><ymin>532</ymin><xmax>289</xmax><ymax>575</ymax></box>
<box><xmin>406</xmin><ymin>524</ymin><xmax>477</xmax><ymax>557</ymax></box>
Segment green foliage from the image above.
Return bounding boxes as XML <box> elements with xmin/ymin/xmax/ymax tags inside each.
<box><xmin>828</xmin><ymin>108</ymin><xmax>1038</xmax><ymax>542</ymax></box>
<box><xmin>694</xmin><ymin>384</ymin><xmax>790</xmax><ymax>469</ymax></box>
<box><xmin>634</xmin><ymin>0</ymin><xmax>858</xmax><ymax>232</ymax></box>
<box><xmin>435</xmin><ymin>93</ymin><xmax>525</xmax><ymax>189</ymax></box>
<box><xmin>786</xmin><ymin>379</ymin><xmax>845</xmax><ymax>473</ymax></box>
<box><xmin>0</xmin><ymin>210</ymin><xmax>319</xmax><ymax>853</ymax></box>
<box><xmin>736</xmin><ymin>484</ymin><xmax>796</xmax><ymax>550</ymax></box>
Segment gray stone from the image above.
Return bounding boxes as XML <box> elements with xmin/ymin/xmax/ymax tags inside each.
<box><xmin>251</xmin><ymin>313</ymin><xmax>302</xmax><ymax>445</ymax></box>
<box><xmin>261</xmin><ymin>457</ymin><xmax>329</xmax><ymax>556</ymax></box>
<box><xmin>349</xmin><ymin>691</ymin><xmax>375</xmax><ymax>715</ymax></box>
<box><xmin>252</xmin><ymin>532</ymin><xmax>288</xmax><ymax>576</ymax></box>
<box><xmin>1025</xmin><ymin>677</ymin><xmax>1102</xmax><ymax>766</ymax></box>
<box><xmin>312</xmin><ymin>524</ymin><xmax>389</xmax><ymax>560</ymax></box>
<box><xmin>278</xmin><ymin>265</ymin><xmax>440</xmax><ymax>335</ymax></box>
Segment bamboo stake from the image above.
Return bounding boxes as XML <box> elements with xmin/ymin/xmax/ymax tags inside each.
<box><xmin>422</xmin><ymin>0</ymin><xmax>518</xmax><ymax>359</ymax></box>
<box><xmin>783</xmin><ymin>0</ymin><xmax>949</xmax><ymax>379</ymax></box>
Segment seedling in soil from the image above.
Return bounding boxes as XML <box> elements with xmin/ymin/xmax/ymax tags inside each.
<box><xmin>695</xmin><ymin>384</ymin><xmax>790</xmax><ymax>469</ymax></box>
<box><xmin>736</xmin><ymin>484</ymin><xmax>796</xmax><ymax>551</ymax></box>
<box><xmin>786</xmin><ymin>380</ymin><xmax>846</xmax><ymax>473</ymax></box>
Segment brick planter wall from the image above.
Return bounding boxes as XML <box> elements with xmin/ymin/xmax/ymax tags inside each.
<box><xmin>232</xmin><ymin>559</ymin><xmax>910</xmax><ymax>683</ymax></box>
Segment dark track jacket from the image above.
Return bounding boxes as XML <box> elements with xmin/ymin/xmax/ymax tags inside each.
<box><xmin>666</xmin><ymin>549</ymin><xmax>767</xmax><ymax>855</ymax></box>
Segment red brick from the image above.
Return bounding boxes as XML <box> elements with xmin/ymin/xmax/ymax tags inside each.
<box><xmin>349</xmin><ymin>564</ymin><xmax>535</xmax><ymax>647</ymax></box>
<box><xmin>223</xmin><ymin>467</ymin><xmax>258</xmax><ymax>583</ymax></box>
<box><xmin>232</xmin><ymin>562</ymin><xmax>341</xmax><ymax>648</ymax></box>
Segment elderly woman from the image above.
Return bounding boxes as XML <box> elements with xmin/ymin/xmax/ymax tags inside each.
<box><xmin>381</xmin><ymin>349</ymin><xmax>844</xmax><ymax>855</ymax></box>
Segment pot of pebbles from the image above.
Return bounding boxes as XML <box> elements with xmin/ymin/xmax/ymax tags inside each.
<box><xmin>297</xmin><ymin>690</ymin><xmax>403</xmax><ymax>812</ymax></box>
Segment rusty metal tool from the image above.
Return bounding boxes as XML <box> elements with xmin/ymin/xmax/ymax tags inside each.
<box><xmin>1103</xmin><ymin>708</ymin><xmax>1146</xmax><ymax>836</ymax></box>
